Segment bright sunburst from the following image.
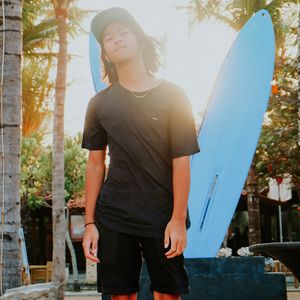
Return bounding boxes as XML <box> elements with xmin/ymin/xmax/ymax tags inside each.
<box><xmin>64</xmin><ymin>0</ymin><xmax>236</xmax><ymax>136</ymax></box>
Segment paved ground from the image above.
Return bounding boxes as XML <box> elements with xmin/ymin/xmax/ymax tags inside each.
<box><xmin>66</xmin><ymin>298</ymin><xmax>100</xmax><ymax>300</ymax></box>
<box><xmin>65</xmin><ymin>275</ymin><xmax>300</xmax><ymax>299</ymax></box>
<box><xmin>66</xmin><ymin>297</ymin><xmax>100</xmax><ymax>300</ymax></box>
<box><xmin>287</xmin><ymin>291</ymin><xmax>300</xmax><ymax>300</ymax></box>
<box><xmin>65</xmin><ymin>292</ymin><xmax>99</xmax><ymax>299</ymax></box>
<box><xmin>65</xmin><ymin>290</ymin><xmax>99</xmax><ymax>299</ymax></box>
<box><xmin>65</xmin><ymin>290</ymin><xmax>300</xmax><ymax>299</ymax></box>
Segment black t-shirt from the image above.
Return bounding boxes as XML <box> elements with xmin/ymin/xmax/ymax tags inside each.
<box><xmin>81</xmin><ymin>79</ymin><xmax>201</xmax><ymax>238</ymax></box>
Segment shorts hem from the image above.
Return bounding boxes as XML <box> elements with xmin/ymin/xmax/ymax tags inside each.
<box><xmin>100</xmin><ymin>287</ymin><xmax>139</xmax><ymax>295</ymax></box>
<box><xmin>150</xmin><ymin>286</ymin><xmax>191</xmax><ymax>295</ymax></box>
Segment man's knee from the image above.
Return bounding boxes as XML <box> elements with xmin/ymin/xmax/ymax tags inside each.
<box><xmin>111</xmin><ymin>292</ymin><xmax>137</xmax><ymax>300</ymax></box>
<box><xmin>153</xmin><ymin>291</ymin><xmax>180</xmax><ymax>300</ymax></box>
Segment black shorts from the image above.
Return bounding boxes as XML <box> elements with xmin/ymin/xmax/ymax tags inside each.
<box><xmin>96</xmin><ymin>222</ymin><xmax>190</xmax><ymax>296</ymax></box>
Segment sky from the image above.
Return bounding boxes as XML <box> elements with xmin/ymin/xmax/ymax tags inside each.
<box><xmin>57</xmin><ymin>0</ymin><xmax>236</xmax><ymax>141</ymax></box>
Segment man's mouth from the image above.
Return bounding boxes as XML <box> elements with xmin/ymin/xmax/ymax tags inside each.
<box><xmin>115</xmin><ymin>46</ymin><xmax>126</xmax><ymax>52</ymax></box>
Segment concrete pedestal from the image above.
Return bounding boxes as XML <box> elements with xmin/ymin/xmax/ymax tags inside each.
<box><xmin>101</xmin><ymin>256</ymin><xmax>287</xmax><ymax>300</ymax></box>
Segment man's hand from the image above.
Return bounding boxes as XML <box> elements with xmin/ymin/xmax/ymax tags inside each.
<box><xmin>82</xmin><ymin>224</ymin><xmax>100</xmax><ymax>263</ymax></box>
<box><xmin>164</xmin><ymin>218</ymin><xmax>187</xmax><ymax>259</ymax></box>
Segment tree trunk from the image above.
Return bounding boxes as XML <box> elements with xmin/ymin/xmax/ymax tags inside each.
<box><xmin>52</xmin><ymin>6</ymin><xmax>68</xmax><ymax>299</ymax></box>
<box><xmin>65</xmin><ymin>208</ymin><xmax>80</xmax><ymax>291</ymax></box>
<box><xmin>298</xmin><ymin>7</ymin><xmax>300</xmax><ymax>147</ymax></box>
<box><xmin>0</xmin><ymin>0</ymin><xmax>22</xmax><ymax>295</ymax></box>
<box><xmin>246</xmin><ymin>162</ymin><xmax>261</xmax><ymax>245</ymax></box>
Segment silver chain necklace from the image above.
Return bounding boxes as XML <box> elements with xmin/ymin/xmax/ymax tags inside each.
<box><xmin>129</xmin><ymin>89</ymin><xmax>152</xmax><ymax>99</ymax></box>
<box><xmin>118</xmin><ymin>80</ymin><xmax>163</xmax><ymax>99</ymax></box>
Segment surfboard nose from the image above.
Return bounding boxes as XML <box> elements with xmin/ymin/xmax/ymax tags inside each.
<box><xmin>250</xmin><ymin>9</ymin><xmax>275</xmax><ymax>38</ymax></box>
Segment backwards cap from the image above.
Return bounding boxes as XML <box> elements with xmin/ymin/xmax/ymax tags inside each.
<box><xmin>91</xmin><ymin>7</ymin><xmax>145</xmax><ymax>44</ymax></box>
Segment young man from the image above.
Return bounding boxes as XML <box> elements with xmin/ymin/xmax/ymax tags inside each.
<box><xmin>81</xmin><ymin>7</ymin><xmax>200</xmax><ymax>300</ymax></box>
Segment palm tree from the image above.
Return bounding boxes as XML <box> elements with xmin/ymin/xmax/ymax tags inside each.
<box><xmin>51</xmin><ymin>0</ymin><xmax>72</xmax><ymax>298</ymax></box>
<box><xmin>183</xmin><ymin>0</ymin><xmax>298</xmax><ymax>74</ymax></box>
<box><xmin>22</xmin><ymin>0</ymin><xmax>89</xmax><ymax>137</ymax></box>
<box><xmin>0</xmin><ymin>0</ymin><xmax>23</xmax><ymax>294</ymax></box>
<box><xmin>22</xmin><ymin>57</ymin><xmax>54</xmax><ymax>137</ymax></box>
<box><xmin>22</xmin><ymin>0</ymin><xmax>90</xmax><ymax>292</ymax></box>
<box><xmin>298</xmin><ymin>7</ymin><xmax>300</xmax><ymax>148</ymax></box>
<box><xmin>246</xmin><ymin>163</ymin><xmax>261</xmax><ymax>245</ymax></box>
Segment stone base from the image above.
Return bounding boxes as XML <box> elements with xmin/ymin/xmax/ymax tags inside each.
<box><xmin>0</xmin><ymin>282</ymin><xmax>60</xmax><ymax>300</ymax></box>
<box><xmin>101</xmin><ymin>256</ymin><xmax>287</xmax><ymax>300</ymax></box>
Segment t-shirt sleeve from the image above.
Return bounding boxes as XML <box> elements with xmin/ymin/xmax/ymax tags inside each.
<box><xmin>81</xmin><ymin>98</ymin><xmax>108</xmax><ymax>150</ymax></box>
<box><xmin>169</xmin><ymin>88</ymin><xmax>200</xmax><ymax>159</ymax></box>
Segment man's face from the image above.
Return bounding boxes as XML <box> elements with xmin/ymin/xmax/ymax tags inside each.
<box><xmin>102</xmin><ymin>22</ymin><xmax>144</xmax><ymax>65</ymax></box>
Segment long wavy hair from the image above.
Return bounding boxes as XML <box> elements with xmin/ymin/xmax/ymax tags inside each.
<box><xmin>99</xmin><ymin>21</ymin><xmax>162</xmax><ymax>85</ymax></box>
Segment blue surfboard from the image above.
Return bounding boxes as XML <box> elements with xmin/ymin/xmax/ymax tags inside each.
<box><xmin>185</xmin><ymin>9</ymin><xmax>275</xmax><ymax>258</ymax></box>
<box><xmin>89</xmin><ymin>32</ymin><xmax>106</xmax><ymax>92</ymax></box>
<box><xmin>88</xmin><ymin>9</ymin><xmax>275</xmax><ymax>258</ymax></box>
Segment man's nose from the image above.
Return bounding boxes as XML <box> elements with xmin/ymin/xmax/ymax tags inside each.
<box><xmin>115</xmin><ymin>33</ymin><xmax>123</xmax><ymax>44</ymax></box>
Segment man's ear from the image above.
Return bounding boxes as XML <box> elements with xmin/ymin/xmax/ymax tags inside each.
<box><xmin>104</xmin><ymin>53</ymin><xmax>111</xmax><ymax>63</ymax></box>
<box><xmin>139</xmin><ymin>40</ymin><xmax>146</xmax><ymax>50</ymax></box>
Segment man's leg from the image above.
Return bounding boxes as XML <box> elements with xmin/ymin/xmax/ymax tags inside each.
<box><xmin>111</xmin><ymin>293</ymin><xmax>138</xmax><ymax>300</ymax></box>
<box><xmin>140</xmin><ymin>236</ymin><xmax>190</xmax><ymax>298</ymax></box>
<box><xmin>111</xmin><ymin>291</ymin><xmax>180</xmax><ymax>300</ymax></box>
<box><xmin>153</xmin><ymin>291</ymin><xmax>180</xmax><ymax>300</ymax></box>
<box><xmin>97</xmin><ymin>222</ymin><xmax>142</xmax><ymax>297</ymax></box>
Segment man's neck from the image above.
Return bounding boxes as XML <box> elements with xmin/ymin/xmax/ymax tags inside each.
<box><xmin>115</xmin><ymin>56</ymin><xmax>160</xmax><ymax>92</ymax></box>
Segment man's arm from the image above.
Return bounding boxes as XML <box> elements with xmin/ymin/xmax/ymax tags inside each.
<box><xmin>171</xmin><ymin>156</ymin><xmax>190</xmax><ymax>220</ymax></box>
<box><xmin>84</xmin><ymin>149</ymin><xmax>106</xmax><ymax>224</ymax></box>
<box><xmin>164</xmin><ymin>155</ymin><xmax>190</xmax><ymax>259</ymax></box>
<box><xmin>82</xmin><ymin>149</ymin><xmax>106</xmax><ymax>263</ymax></box>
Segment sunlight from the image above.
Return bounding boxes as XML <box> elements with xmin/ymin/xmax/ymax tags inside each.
<box><xmin>64</xmin><ymin>0</ymin><xmax>236</xmax><ymax>136</ymax></box>
<box><xmin>158</xmin><ymin>20</ymin><xmax>236</xmax><ymax>122</ymax></box>
<box><xmin>98</xmin><ymin>0</ymin><xmax>236</xmax><ymax>122</ymax></box>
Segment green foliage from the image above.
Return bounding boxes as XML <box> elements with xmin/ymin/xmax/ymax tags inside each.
<box><xmin>21</xmin><ymin>132</ymin><xmax>88</xmax><ymax>210</ymax></box>
<box><xmin>254</xmin><ymin>57</ymin><xmax>300</xmax><ymax>191</ymax></box>
<box><xmin>23</xmin><ymin>0</ymin><xmax>56</xmax><ymax>53</ymax></box>
<box><xmin>22</xmin><ymin>56</ymin><xmax>54</xmax><ymax>137</ymax></box>
<box><xmin>64</xmin><ymin>132</ymin><xmax>87</xmax><ymax>201</ymax></box>
<box><xmin>23</xmin><ymin>0</ymin><xmax>89</xmax><ymax>53</ymax></box>
<box><xmin>21</xmin><ymin>132</ymin><xmax>52</xmax><ymax>209</ymax></box>
<box><xmin>22</xmin><ymin>0</ymin><xmax>92</xmax><ymax>137</ymax></box>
